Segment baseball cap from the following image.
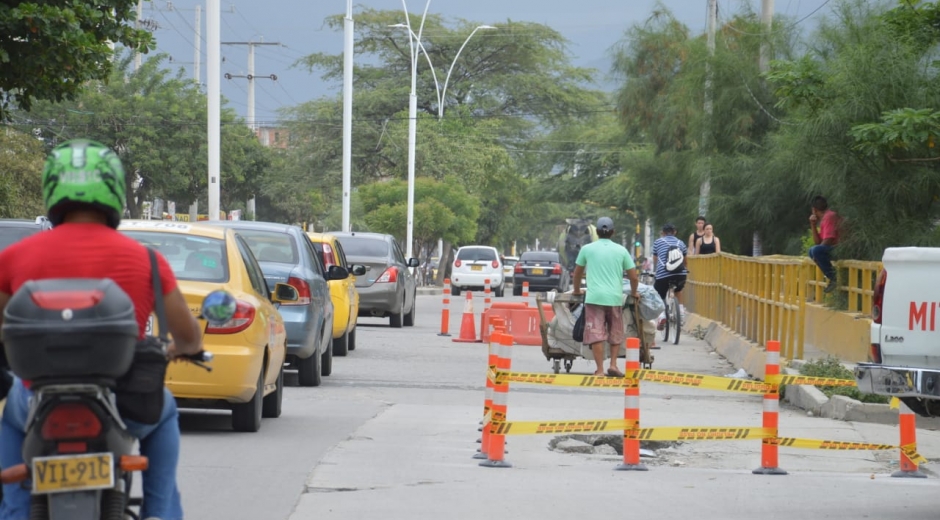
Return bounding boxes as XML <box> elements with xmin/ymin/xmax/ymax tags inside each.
<box><xmin>597</xmin><ymin>217</ymin><xmax>614</xmax><ymax>231</ymax></box>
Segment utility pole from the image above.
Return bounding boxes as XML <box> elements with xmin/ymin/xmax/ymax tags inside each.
<box><xmin>194</xmin><ymin>5</ymin><xmax>201</xmax><ymax>84</ymax></box>
<box><xmin>752</xmin><ymin>0</ymin><xmax>774</xmax><ymax>257</ymax></box>
<box><xmin>208</xmin><ymin>0</ymin><xmax>220</xmax><ymax>220</ymax></box>
<box><xmin>700</xmin><ymin>0</ymin><xmax>717</xmax><ymax>218</ymax></box>
<box><xmin>342</xmin><ymin>0</ymin><xmax>354</xmax><ymax>232</ymax></box>
<box><xmin>135</xmin><ymin>0</ymin><xmax>144</xmax><ymax>71</ymax></box>
<box><xmin>222</xmin><ymin>40</ymin><xmax>281</xmax><ymax>130</ymax></box>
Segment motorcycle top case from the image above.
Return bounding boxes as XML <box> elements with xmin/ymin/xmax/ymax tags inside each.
<box><xmin>1</xmin><ymin>278</ymin><xmax>139</xmax><ymax>380</ymax></box>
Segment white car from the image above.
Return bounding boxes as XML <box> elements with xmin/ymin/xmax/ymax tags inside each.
<box><xmin>451</xmin><ymin>245</ymin><xmax>505</xmax><ymax>297</ymax></box>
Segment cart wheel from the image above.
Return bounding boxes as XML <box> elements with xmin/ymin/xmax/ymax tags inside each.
<box><xmin>552</xmin><ymin>359</ymin><xmax>561</xmax><ymax>374</ymax></box>
<box><xmin>564</xmin><ymin>359</ymin><xmax>573</xmax><ymax>373</ymax></box>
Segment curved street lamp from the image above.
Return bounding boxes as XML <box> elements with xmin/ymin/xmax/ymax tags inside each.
<box><xmin>391</xmin><ymin>0</ymin><xmax>496</xmax><ymax>260</ymax></box>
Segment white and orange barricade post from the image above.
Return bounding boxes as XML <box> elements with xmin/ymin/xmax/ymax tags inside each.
<box><xmin>438</xmin><ymin>279</ymin><xmax>452</xmax><ymax>337</ymax></box>
<box><xmin>616</xmin><ymin>337</ymin><xmax>647</xmax><ymax>471</ymax></box>
<box><xmin>522</xmin><ymin>281</ymin><xmax>529</xmax><ymax>298</ymax></box>
<box><xmin>753</xmin><ymin>340</ymin><xmax>787</xmax><ymax>475</ymax></box>
<box><xmin>893</xmin><ymin>401</ymin><xmax>927</xmax><ymax>478</ymax></box>
<box><xmin>484</xmin><ymin>278</ymin><xmax>492</xmax><ymax>312</ymax></box>
<box><xmin>480</xmin><ymin>332</ymin><xmax>513</xmax><ymax>468</ymax></box>
<box><xmin>473</xmin><ymin>318</ymin><xmax>506</xmax><ymax>459</ymax></box>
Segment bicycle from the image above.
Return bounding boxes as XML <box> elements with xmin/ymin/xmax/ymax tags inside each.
<box><xmin>658</xmin><ymin>279</ymin><xmax>682</xmax><ymax>345</ymax></box>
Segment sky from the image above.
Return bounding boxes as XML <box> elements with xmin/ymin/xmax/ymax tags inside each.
<box><xmin>142</xmin><ymin>0</ymin><xmax>833</xmax><ymax>126</ymax></box>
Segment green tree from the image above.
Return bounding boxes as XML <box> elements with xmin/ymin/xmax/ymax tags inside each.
<box><xmin>0</xmin><ymin>128</ymin><xmax>44</xmax><ymax>218</ymax></box>
<box><xmin>14</xmin><ymin>53</ymin><xmax>267</xmax><ymax>218</ymax></box>
<box><xmin>356</xmin><ymin>176</ymin><xmax>479</xmax><ymax>262</ymax></box>
<box><xmin>0</xmin><ymin>1</ymin><xmax>154</xmax><ymax>118</ymax></box>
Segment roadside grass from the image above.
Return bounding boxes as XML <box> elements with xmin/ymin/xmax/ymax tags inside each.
<box><xmin>799</xmin><ymin>357</ymin><xmax>890</xmax><ymax>404</ymax></box>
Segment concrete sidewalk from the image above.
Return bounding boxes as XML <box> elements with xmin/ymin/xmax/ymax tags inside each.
<box><xmin>288</xmin><ymin>295</ymin><xmax>940</xmax><ymax>519</ymax></box>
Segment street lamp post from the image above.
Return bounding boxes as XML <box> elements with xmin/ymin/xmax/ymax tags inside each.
<box><xmin>391</xmin><ymin>0</ymin><xmax>494</xmax><ymax>259</ymax></box>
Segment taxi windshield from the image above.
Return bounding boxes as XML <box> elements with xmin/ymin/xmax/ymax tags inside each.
<box><xmin>123</xmin><ymin>231</ymin><xmax>230</xmax><ymax>283</ymax></box>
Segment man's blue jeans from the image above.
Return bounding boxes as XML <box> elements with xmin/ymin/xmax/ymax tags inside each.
<box><xmin>0</xmin><ymin>379</ymin><xmax>183</xmax><ymax>520</ymax></box>
<box><xmin>809</xmin><ymin>244</ymin><xmax>836</xmax><ymax>281</ymax></box>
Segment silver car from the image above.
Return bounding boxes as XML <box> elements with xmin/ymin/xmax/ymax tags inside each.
<box><xmin>332</xmin><ymin>232</ymin><xmax>418</xmax><ymax>328</ymax></box>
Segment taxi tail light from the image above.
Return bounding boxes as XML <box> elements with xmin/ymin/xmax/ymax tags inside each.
<box><xmin>321</xmin><ymin>243</ymin><xmax>336</xmax><ymax>268</ymax></box>
<box><xmin>284</xmin><ymin>277</ymin><xmax>312</xmax><ymax>305</ymax></box>
<box><xmin>491</xmin><ymin>260</ymin><xmax>499</xmax><ymax>269</ymax></box>
<box><xmin>552</xmin><ymin>263</ymin><xmax>562</xmax><ymax>275</ymax></box>
<box><xmin>872</xmin><ymin>269</ymin><xmax>887</xmax><ymax>324</ymax></box>
<box><xmin>206</xmin><ymin>300</ymin><xmax>255</xmax><ymax>334</ymax></box>
<box><xmin>41</xmin><ymin>403</ymin><xmax>102</xmax><ymax>441</ymax></box>
<box><xmin>454</xmin><ymin>259</ymin><xmax>462</xmax><ymax>268</ymax></box>
<box><xmin>514</xmin><ymin>263</ymin><xmax>523</xmax><ymax>274</ymax></box>
<box><xmin>376</xmin><ymin>266</ymin><xmax>399</xmax><ymax>283</ymax></box>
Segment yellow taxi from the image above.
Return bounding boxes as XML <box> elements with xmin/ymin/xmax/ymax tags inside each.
<box><xmin>120</xmin><ymin>220</ymin><xmax>292</xmax><ymax>432</ymax></box>
<box><xmin>306</xmin><ymin>232</ymin><xmax>366</xmax><ymax>356</ymax></box>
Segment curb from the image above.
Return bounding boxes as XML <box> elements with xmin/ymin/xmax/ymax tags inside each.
<box><xmin>416</xmin><ymin>287</ymin><xmax>443</xmax><ymax>296</ymax></box>
<box><xmin>684</xmin><ymin>313</ymin><xmax>940</xmax><ymax>427</ymax></box>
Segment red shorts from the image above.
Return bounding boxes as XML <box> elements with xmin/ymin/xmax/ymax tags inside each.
<box><xmin>582</xmin><ymin>304</ymin><xmax>624</xmax><ymax>346</ymax></box>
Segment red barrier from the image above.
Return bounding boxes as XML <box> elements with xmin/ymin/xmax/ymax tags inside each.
<box><xmin>893</xmin><ymin>402</ymin><xmax>927</xmax><ymax>478</ymax></box>
<box><xmin>438</xmin><ymin>279</ymin><xmax>452</xmax><ymax>337</ymax></box>
<box><xmin>754</xmin><ymin>340</ymin><xmax>787</xmax><ymax>475</ymax></box>
<box><xmin>481</xmin><ymin>303</ymin><xmax>555</xmax><ymax>344</ymax></box>
<box><xmin>616</xmin><ymin>337</ymin><xmax>646</xmax><ymax>471</ymax></box>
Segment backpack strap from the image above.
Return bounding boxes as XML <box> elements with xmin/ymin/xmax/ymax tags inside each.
<box><xmin>147</xmin><ymin>248</ymin><xmax>169</xmax><ymax>342</ymax></box>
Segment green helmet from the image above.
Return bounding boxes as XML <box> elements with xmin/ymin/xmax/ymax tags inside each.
<box><xmin>42</xmin><ymin>139</ymin><xmax>127</xmax><ymax>228</ymax></box>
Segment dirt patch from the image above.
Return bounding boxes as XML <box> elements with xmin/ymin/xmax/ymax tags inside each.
<box><xmin>549</xmin><ymin>434</ymin><xmax>681</xmax><ymax>456</ymax></box>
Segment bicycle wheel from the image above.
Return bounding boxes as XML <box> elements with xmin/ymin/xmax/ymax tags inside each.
<box><xmin>660</xmin><ymin>300</ymin><xmax>670</xmax><ymax>343</ymax></box>
<box><xmin>671</xmin><ymin>297</ymin><xmax>681</xmax><ymax>345</ymax></box>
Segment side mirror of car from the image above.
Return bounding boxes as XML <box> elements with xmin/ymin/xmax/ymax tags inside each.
<box><xmin>328</xmin><ymin>265</ymin><xmax>350</xmax><ymax>281</ymax></box>
<box><xmin>271</xmin><ymin>283</ymin><xmax>300</xmax><ymax>304</ymax></box>
<box><xmin>351</xmin><ymin>264</ymin><xmax>367</xmax><ymax>276</ymax></box>
<box><xmin>408</xmin><ymin>258</ymin><xmax>420</xmax><ymax>268</ymax></box>
<box><xmin>201</xmin><ymin>290</ymin><xmax>237</xmax><ymax>326</ymax></box>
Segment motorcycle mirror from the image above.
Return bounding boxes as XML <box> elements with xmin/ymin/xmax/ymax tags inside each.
<box><xmin>201</xmin><ymin>290</ymin><xmax>237</xmax><ymax>326</ymax></box>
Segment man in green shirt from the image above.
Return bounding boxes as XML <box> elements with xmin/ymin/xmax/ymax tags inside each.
<box><xmin>572</xmin><ymin>217</ymin><xmax>640</xmax><ymax>377</ymax></box>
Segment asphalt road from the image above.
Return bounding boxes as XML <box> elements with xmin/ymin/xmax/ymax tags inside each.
<box><xmin>175</xmin><ymin>292</ymin><xmax>940</xmax><ymax>520</ymax></box>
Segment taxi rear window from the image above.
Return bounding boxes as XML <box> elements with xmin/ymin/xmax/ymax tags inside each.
<box><xmin>123</xmin><ymin>231</ymin><xmax>229</xmax><ymax>283</ymax></box>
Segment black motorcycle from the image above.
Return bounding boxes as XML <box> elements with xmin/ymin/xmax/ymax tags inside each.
<box><xmin>0</xmin><ymin>278</ymin><xmax>232</xmax><ymax>519</ymax></box>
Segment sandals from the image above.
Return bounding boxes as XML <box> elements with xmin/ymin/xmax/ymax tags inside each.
<box><xmin>606</xmin><ymin>367</ymin><xmax>625</xmax><ymax>378</ymax></box>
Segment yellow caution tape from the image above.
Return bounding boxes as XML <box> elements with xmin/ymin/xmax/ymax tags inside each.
<box><xmin>493</xmin><ymin>371</ymin><xmax>638</xmax><ymax>389</ymax></box>
<box><xmin>482</xmin><ymin>410</ymin><xmax>492</xmax><ymax>424</ymax></box>
<box><xmin>902</xmin><ymin>444</ymin><xmax>929</xmax><ymax>465</ymax></box>
<box><xmin>486</xmin><ymin>369</ymin><xmax>497</xmax><ymax>383</ymax></box>
<box><xmin>768</xmin><ymin>375</ymin><xmax>856</xmax><ymax>388</ymax></box>
<box><xmin>628</xmin><ymin>426</ymin><xmax>776</xmax><ymax>441</ymax></box>
<box><xmin>631</xmin><ymin>370</ymin><xmax>775</xmax><ymax>395</ymax></box>
<box><xmin>774</xmin><ymin>438</ymin><xmax>896</xmax><ymax>451</ymax></box>
<box><xmin>490</xmin><ymin>418</ymin><xmax>637</xmax><ymax>436</ymax></box>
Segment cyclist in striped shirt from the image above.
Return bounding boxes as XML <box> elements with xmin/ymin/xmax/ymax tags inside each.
<box><xmin>652</xmin><ymin>223</ymin><xmax>688</xmax><ymax>315</ymax></box>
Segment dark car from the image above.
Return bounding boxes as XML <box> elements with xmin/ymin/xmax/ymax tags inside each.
<box><xmin>213</xmin><ymin>221</ymin><xmax>349</xmax><ymax>387</ymax></box>
<box><xmin>0</xmin><ymin>218</ymin><xmax>52</xmax><ymax>252</ymax></box>
<box><xmin>332</xmin><ymin>232</ymin><xmax>419</xmax><ymax>328</ymax></box>
<box><xmin>512</xmin><ymin>250</ymin><xmax>570</xmax><ymax>295</ymax></box>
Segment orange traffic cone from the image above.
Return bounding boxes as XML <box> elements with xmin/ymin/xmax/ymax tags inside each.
<box><xmin>452</xmin><ymin>291</ymin><xmax>480</xmax><ymax>343</ymax></box>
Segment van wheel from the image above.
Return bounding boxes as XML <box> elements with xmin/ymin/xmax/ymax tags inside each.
<box><xmin>495</xmin><ymin>284</ymin><xmax>505</xmax><ymax>297</ymax></box>
<box><xmin>333</xmin><ymin>329</ymin><xmax>349</xmax><ymax>356</ymax></box>
<box><xmin>348</xmin><ymin>327</ymin><xmax>357</xmax><ymax>351</ymax></box>
<box><xmin>451</xmin><ymin>285</ymin><xmax>461</xmax><ymax>297</ymax></box>
<box><xmin>513</xmin><ymin>285</ymin><xmax>522</xmax><ymax>296</ymax></box>
<box><xmin>297</xmin><ymin>347</ymin><xmax>322</xmax><ymax>387</ymax></box>
<box><xmin>262</xmin><ymin>365</ymin><xmax>283</xmax><ymax>418</ymax></box>
<box><xmin>232</xmin><ymin>371</ymin><xmax>263</xmax><ymax>432</ymax></box>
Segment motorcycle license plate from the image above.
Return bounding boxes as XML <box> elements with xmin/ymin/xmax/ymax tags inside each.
<box><xmin>471</xmin><ymin>265</ymin><xmax>482</xmax><ymax>271</ymax></box>
<box><xmin>532</xmin><ymin>268</ymin><xmax>545</xmax><ymax>275</ymax></box>
<box><xmin>32</xmin><ymin>453</ymin><xmax>114</xmax><ymax>494</ymax></box>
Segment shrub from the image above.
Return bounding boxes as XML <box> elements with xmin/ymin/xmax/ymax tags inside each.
<box><xmin>798</xmin><ymin>357</ymin><xmax>889</xmax><ymax>404</ymax></box>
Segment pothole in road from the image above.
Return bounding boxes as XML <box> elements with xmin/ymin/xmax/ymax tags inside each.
<box><xmin>548</xmin><ymin>434</ymin><xmax>682</xmax><ymax>458</ymax></box>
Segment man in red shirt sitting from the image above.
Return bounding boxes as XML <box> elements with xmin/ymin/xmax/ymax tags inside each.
<box><xmin>0</xmin><ymin>140</ymin><xmax>203</xmax><ymax>520</ymax></box>
<box><xmin>808</xmin><ymin>195</ymin><xmax>842</xmax><ymax>294</ymax></box>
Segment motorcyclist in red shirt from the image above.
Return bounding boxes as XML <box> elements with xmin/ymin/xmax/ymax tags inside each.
<box><xmin>0</xmin><ymin>139</ymin><xmax>203</xmax><ymax>520</ymax></box>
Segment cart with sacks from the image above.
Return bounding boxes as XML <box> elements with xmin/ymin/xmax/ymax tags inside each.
<box><xmin>536</xmin><ymin>283</ymin><xmax>663</xmax><ymax>373</ymax></box>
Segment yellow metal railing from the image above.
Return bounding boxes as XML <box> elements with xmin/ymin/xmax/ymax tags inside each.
<box><xmin>685</xmin><ymin>254</ymin><xmax>882</xmax><ymax>361</ymax></box>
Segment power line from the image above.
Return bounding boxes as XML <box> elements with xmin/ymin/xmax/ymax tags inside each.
<box><xmin>720</xmin><ymin>0</ymin><xmax>833</xmax><ymax>37</ymax></box>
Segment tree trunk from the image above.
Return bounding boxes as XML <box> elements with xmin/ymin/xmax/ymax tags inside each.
<box><xmin>435</xmin><ymin>241</ymin><xmax>454</xmax><ymax>285</ymax></box>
